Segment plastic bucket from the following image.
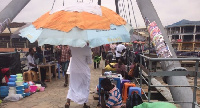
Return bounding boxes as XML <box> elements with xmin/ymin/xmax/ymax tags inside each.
<box><xmin>30</xmin><ymin>85</ymin><xmax>37</xmax><ymax>93</ymax></box>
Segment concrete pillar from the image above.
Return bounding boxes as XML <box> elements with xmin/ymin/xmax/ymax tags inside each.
<box><xmin>194</xmin><ymin>34</ymin><xmax>196</xmax><ymax>42</ymax></box>
<box><xmin>194</xmin><ymin>25</ymin><xmax>196</xmax><ymax>33</ymax></box>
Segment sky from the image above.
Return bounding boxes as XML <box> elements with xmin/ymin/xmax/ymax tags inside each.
<box><xmin>0</xmin><ymin>0</ymin><xmax>200</xmax><ymax>28</ymax></box>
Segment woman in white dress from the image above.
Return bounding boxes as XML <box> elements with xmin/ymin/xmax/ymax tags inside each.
<box><xmin>65</xmin><ymin>46</ymin><xmax>92</xmax><ymax>108</ymax></box>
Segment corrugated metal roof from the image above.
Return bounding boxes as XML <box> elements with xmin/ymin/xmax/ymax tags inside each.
<box><xmin>166</xmin><ymin>19</ymin><xmax>200</xmax><ymax>28</ymax></box>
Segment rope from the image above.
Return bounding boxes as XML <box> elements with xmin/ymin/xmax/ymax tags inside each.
<box><xmin>51</xmin><ymin>0</ymin><xmax>56</xmax><ymax>10</ymax></box>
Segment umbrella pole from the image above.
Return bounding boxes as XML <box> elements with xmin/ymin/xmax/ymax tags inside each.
<box><xmin>98</xmin><ymin>0</ymin><xmax>101</xmax><ymax>5</ymax></box>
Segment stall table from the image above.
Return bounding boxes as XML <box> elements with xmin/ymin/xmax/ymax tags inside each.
<box><xmin>38</xmin><ymin>63</ymin><xmax>57</xmax><ymax>82</ymax></box>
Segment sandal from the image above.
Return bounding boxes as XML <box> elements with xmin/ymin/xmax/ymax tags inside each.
<box><xmin>65</xmin><ymin>103</ymin><xmax>70</xmax><ymax>108</ymax></box>
<box><xmin>64</xmin><ymin>83</ymin><xmax>68</xmax><ymax>87</ymax></box>
<box><xmin>83</xmin><ymin>105</ymin><xmax>90</xmax><ymax>108</ymax></box>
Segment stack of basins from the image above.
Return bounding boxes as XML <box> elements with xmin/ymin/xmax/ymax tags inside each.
<box><xmin>8</xmin><ymin>75</ymin><xmax>17</xmax><ymax>96</ymax></box>
<box><xmin>15</xmin><ymin>74</ymin><xmax>25</xmax><ymax>97</ymax></box>
<box><xmin>0</xmin><ymin>86</ymin><xmax>9</xmax><ymax>98</ymax></box>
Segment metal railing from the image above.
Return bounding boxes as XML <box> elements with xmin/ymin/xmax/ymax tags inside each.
<box><xmin>136</xmin><ymin>54</ymin><xmax>200</xmax><ymax>108</ymax></box>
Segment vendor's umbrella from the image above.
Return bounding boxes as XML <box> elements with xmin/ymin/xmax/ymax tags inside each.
<box><xmin>19</xmin><ymin>3</ymin><xmax>133</xmax><ymax>48</ymax></box>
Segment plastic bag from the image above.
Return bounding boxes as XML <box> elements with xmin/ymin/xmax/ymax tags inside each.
<box><xmin>3</xmin><ymin>94</ymin><xmax>23</xmax><ymax>102</ymax></box>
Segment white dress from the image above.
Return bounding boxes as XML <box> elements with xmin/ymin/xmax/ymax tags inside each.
<box><xmin>67</xmin><ymin>46</ymin><xmax>92</xmax><ymax>104</ymax></box>
<box><xmin>66</xmin><ymin>57</ymin><xmax>72</xmax><ymax>75</ymax></box>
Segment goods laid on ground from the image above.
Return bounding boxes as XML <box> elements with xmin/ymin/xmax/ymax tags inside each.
<box><xmin>0</xmin><ymin>72</ymin><xmax>45</xmax><ymax>102</ymax></box>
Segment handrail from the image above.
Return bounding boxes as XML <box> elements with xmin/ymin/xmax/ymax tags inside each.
<box><xmin>140</xmin><ymin>54</ymin><xmax>200</xmax><ymax>61</ymax></box>
<box><xmin>126</xmin><ymin>52</ymin><xmax>200</xmax><ymax>108</ymax></box>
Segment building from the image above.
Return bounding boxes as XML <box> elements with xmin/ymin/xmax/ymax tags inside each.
<box><xmin>0</xmin><ymin>22</ymin><xmax>38</xmax><ymax>52</ymax></box>
<box><xmin>166</xmin><ymin>19</ymin><xmax>200</xmax><ymax>52</ymax></box>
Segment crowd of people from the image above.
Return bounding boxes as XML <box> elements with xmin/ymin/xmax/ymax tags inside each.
<box><xmin>24</xmin><ymin>42</ymin><xmax>128</xmax><ymax>108</ymax></box>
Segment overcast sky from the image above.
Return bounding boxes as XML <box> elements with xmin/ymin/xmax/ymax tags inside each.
<box><xmin>0</xmin><ymin>0</ymin><xmax>200</xmax><ymax>28</ymax></box>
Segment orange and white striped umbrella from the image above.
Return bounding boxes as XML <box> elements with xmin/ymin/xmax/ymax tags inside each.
<box><xmin>33</xmin><ymin>5</ymin><xmax>126</xmax><ymax>32</ymax></box>
<box><xmin>19</xmin><ymin>3</ymin><xmax>132</xmax><ymax>48</ymax></box>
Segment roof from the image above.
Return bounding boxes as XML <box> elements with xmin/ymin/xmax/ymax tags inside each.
<box><xmin>166</xmin><ymin>19</ymin><xmax>200</xmax><ymax>28</ymax></box>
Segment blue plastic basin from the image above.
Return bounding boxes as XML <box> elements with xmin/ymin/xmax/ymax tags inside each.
<box><xmin>23</xmin><ymin>83</ymin><xmax>29</xmax><ymax>89</ymax></box>
<box><xmin>16</xmin><ymin>85</ymin><xmax>24</xmax><ymax>90</ymax></box>
<box><xmin>7</xmin><ymin>82</ymin><xmax>16</xmax><ymax>87</ymax></box>
<box><xmin>9</xmin><ymin>78</ymin><xmax>17</xmax><ymax>82</ymax></box>
<box><xmin>16</xmin><ymin>89</ymin><xmax>24</xmax><ymax>94</ymax></box>
<box><xmin>10</xmin><ymin>75</ymin><xmax>17</xmax><ymax>78</ymax></box>
<box><xmin>25</xmin><ymin>92</ymin><xmax>30</xmax><ymax>97</ymax></box>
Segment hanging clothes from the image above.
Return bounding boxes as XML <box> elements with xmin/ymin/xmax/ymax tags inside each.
<box><xmin>67</xmin><ymin>46</ymin><xmax>92</xmax><ymax>104</ymax></box>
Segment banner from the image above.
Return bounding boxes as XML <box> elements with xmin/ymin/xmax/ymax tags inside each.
<box><xmin>144</xmin><ymin>17</ymin><xmax>172</xmax><ymax>58</ymax></box>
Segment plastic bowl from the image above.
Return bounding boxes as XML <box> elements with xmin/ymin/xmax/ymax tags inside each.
<box><xmin>16</xmin><ymin>89</ymin><xmax>24</xmax><ymax>94</ymax></box>
<box><xmin>16</xmin><ymin>85</ymin><xmax>24</xmax><ymax>90</ymax></box>
<box><xmin>10</xmin><ymin>75</ymin><xmax>17</xmax><ymax>78</ymax></box>
<box><xmin>16</xmin><ymin>77</ymin><xmax>23</xmax><ymax>81</ymax></box>
<box><xmin>15</xmin><ymin>81</ymin><xmax>23</xmax><ymax>86</ymax></box>
<box><xmin>36</xmin><ymin>84</ymin><xmax>41</xmax><ymax>89</ymax></box>
<box><xmin>24</xmin><ymin>88</ymin><xmax>30</xmax><ymax>93</ymax></box>
<box><xmin>7</xmin><ymin>82</ymin><xmax>16</xmax><ymax>87</ymax></box>
<box><xmin>9</xmin><ymin>78</ymin><xmax>17</xmax><ymax>82</ymax></box>
<box><xmin>25</xmin><ymin>92</ymin><xmax>30</xmax><ymax>97</ymax></box>
<box><xmin>16</xmin><ymin>73</ymin><xmax>22</xmax><ymax>77</ymax></box>
<box><xmin>40</xmin><ymin>87</ymin><xmax>45</xmax><ymax>92</ymax></box>
<box><xmin>22</xmin><ymin>93</ymin><xmax>25</xmax><ymax>97</ymax></box>
<box><xmin>30</xmin><ymin>85</ymin><xmax>37</xmax><ymax>93</ymax></box>
<box><xmin>23</xmin><ymin>82</ymin><xmax>29</xmax><ymax>89</ymax></box>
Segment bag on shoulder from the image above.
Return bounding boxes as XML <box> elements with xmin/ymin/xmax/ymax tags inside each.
<box><xmin>126</xmin><ymin>92</ymin><xmax>143</xmax><ymax>108</ymax></box>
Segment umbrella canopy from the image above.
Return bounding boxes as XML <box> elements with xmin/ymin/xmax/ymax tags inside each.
<box><xmin>19</xmin><ymin>3</ymin><xmax>133</xmax><ymax>48</ymax></box>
